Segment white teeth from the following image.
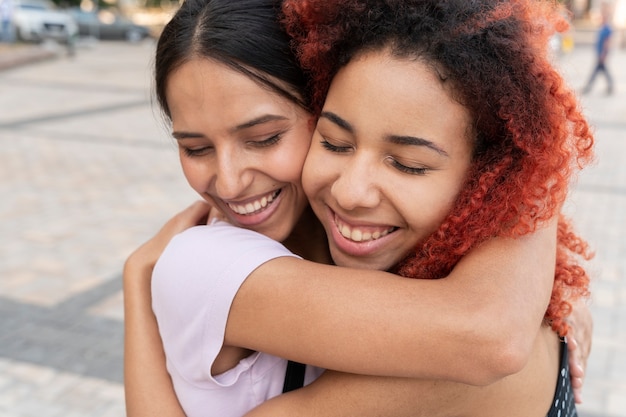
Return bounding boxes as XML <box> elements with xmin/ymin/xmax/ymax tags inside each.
<box><xmin>337</xmin><ymin>222</ymin><xmax>394</xmax><ymax>242</ymax></box>
<box><xmin>227</xmin><ymin>191</ymin><xmax>278</xmax><ymax>215</ymax></box>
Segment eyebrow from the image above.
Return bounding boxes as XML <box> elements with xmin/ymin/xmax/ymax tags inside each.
<box><xmin>387</xmin><ymin>135</ymin><xmax>449</xmax><ymax>157</ymax></box>
<box><xmin>320</xmin><ymin>111</ymin><xmax>354</xmax><ymax>133</ymax></box>
<box><xmin>320</xmin><ymin>111</ymin><xmax>449</xmax><ymax>157</ymax></box>
<box><xmin>172</xmin><ymin>114</ymin><xmax>289</xmax><ymax>141</ymax></box>
<box><xmin>233</xmin><ymin>114</ymin><xmax>290</xmax><ymax>131</ymax></box>
<box><xmin>172</xmin><ymin>131</ymin><xmax>203</xmax><ymax>140</ymax></box>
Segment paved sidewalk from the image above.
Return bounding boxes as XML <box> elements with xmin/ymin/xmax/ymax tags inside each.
<box><xmin>0</xmin><ymin>37</ymin><xmax>625</xmax><ymax>417</ymax></box>
<box><xmin>558</xmin><ymin>46</ymin><xmax>626</xmax><ymax>416</ymax></box>
<box><xmin>0</xmin><ymin>43</ymin><xmax>64</xmax><ymax>72</ymax></box>
<box><xmin>0</xmin><ymin>40</ymin><xmax>197</xmax><ymax>417</ymax></box>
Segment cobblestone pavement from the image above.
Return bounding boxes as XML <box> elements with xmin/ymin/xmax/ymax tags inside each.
<box><xmin>0</xmin><ymin>40</ymin><xmax>197</xmax><ymax>417</ymax></box>
<box><xmin>0</xmin><ymin>39</ymin><xmax>624</xmax><ymax>416</ymax></box>
<box><xmin>559</xmin><ymin>46</ymin><xmax>626</xmax><ymax>416</ymax></box>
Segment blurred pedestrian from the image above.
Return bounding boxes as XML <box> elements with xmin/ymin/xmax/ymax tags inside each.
<box><xmin>0</xmin><ymin>0</ymin><xmax>14</xmax><ymax>43</ymax></box>
<box><xmin>582</xmin><ymin>2</ymin><xmax>615</xmax><ymax>95</ymax></box>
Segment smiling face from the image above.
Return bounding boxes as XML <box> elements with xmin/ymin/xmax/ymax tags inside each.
<box><xmin>303</xmin><ymin>49</ymin><xmax>474</xmax><ymax>271</ymax></box>
<box><xmin>166</xmin><ymin>58</ymin><xmax>314</xmax><ymax>242</ymax></box>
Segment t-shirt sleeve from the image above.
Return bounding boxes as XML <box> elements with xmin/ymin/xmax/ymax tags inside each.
<box><xmin>151</xmin><ymin>221</ymin><xmax>300</xmax><ymax>387</ymax></box>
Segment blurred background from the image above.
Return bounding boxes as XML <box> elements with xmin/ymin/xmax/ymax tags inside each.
<box><xmin>0</xmin><ymin>0</ymin><xmax>624</xmax><ymax>416</ymax></box>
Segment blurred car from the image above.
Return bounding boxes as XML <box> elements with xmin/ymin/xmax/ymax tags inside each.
<box><xmin>68</xmin><ymin>8</ymin><xmax>151</xmax><ymax>42</ymax></box>
<box><xmin>12</xmin><ymin>0</ymin><xmax>77</xmax><ymax>43</ymax></box>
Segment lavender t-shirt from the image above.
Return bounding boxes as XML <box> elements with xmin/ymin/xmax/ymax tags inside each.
<box><xmin>152</xmin><ymin>222</ymin><xmax>323</xmax><ymax>417</ymax></box>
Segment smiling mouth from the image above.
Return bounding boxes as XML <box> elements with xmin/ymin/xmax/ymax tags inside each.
<box><xmin>335</xmin><ymin>217</ymin><xmax>396</xmax><ymax>243</ymax></box>
<box><xmin>227</xmin><ymin>189</ymin><xmax>281</xmax><ymax>215</ymax></box>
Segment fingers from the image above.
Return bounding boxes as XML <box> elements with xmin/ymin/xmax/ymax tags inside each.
<box><xmin>571</xmin><ymin>375</ymin><xmax>584</xmax><ymax>389</ymax></box>
<box><xmin>573</xmin><ymin>386</ymin><xmax>583</xmax><ymax>404</ymax></box>
<box><xmin>567</xmin><ymin>337</ymin><xmax>585</xmax><ymax>379</ymax></box>
<box><xmin>142</xmin><ymin>200</ymin><xmax>212</xmax><ymax>259</ymax></box>
<box><xmin>179</xmin><ymin>200</ymin><xmax>212</xmax><ymax>226</ymax></box>
<box><xmin>207</xmin><ymin>205</ymin><xmax>227</xmax><ymax>224</ymax></box>
<box><xmin>124</xmin><ymin>200</ymin><xmax>214</xmax><ymax>284</ymax></box>
<box><xmin>163</xmin><ymin>200</ymin><xmax>212</xmax><ymax>233</ymax></box>
<box><xmin>567</xmin><ymin>336</ymin><xmax>585</xmax><ymax>404</ymax></box>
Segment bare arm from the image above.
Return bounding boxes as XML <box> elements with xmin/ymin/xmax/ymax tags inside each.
<box><xmin>123</xmin><ymin>202</ymin><xmax>591</xmax><ymax>414</ymax></box>
<box><xmin>226</xmin><ymin>220</ymin><xmax>558</xmax><ymax>386</ymax></box>
<box><xmin>243</xmin><ymin>304</ymin><xmax>592</xmax><ymax>416</ymax></box>
<box><xmin>246</xmin><ymin>371</ymin><xmax>470</xmax><ymax>417</ymax></box>
<box><xmin>244</xmin><ymin>325</ymin><xmax>561</xmax><ymax>417</ymax></box>
<box><xmin>123</xmin><ymin>202</ymin><xmax>558</xmax><ymax>414</ymax></box>
<box><xmin>241</xmin><ymin>282</ymin><xmax>592</xmax><ymax>417</ymax></box>
<box><xmin>123</xmin><ymin>201</ymin><xmax>211</xmax><ymax>417</ymax></box>
<box><xmin>120</xmin><ymin>204</ymin><xmax>572</xmax><ymax>416</ymax></box>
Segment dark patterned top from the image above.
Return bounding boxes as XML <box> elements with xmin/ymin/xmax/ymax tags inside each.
<box><xmin>547</xmin><ymin>338</ymin><xmax>578</xmax><ymax>417</ymax></box>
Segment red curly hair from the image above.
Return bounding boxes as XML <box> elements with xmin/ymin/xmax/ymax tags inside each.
<box><xmin>283</xmin><ymin>0</ymin><xmax>594</xmax><ymax>336</ymax></box>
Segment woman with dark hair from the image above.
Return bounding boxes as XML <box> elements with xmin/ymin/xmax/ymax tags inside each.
<box><xmin>126</xmin><ymin>1</ymin><xmax>328</xmax><ymax>415</ymax></box>
<box><xmin>124</xmin><ymin>0</ymin><xmax>593</xmax><ymax>416</ymax></box>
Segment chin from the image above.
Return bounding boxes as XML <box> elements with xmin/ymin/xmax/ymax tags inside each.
<box><xmin>331</xmin><ymin>251</ymin><xmax>394</xmax><ymax>271</ymax></box>
<box><xmin>254</xmin><ymin>226</ymin><xmax>288</xmax><ymax>242</ymax></box>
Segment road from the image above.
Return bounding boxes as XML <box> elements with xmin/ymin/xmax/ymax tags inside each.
<box><xmin>0</xmin><ymin>40</ymin><xmax>624</xmax><ymax>416</ymax></box>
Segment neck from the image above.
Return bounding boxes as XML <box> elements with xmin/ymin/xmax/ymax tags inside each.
<box><xmin>282</xmin><ymin>205</ymin><xmax>332</xmax><ymax>264</ymax></box>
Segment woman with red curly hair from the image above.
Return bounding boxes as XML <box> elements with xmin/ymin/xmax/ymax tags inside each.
<box><xmin>244</xmin><ymin>0</ymin><xmax>593</xmax><ymax>415</ymax></box>
<box><xmin>124</xmin><ymin>0</ymin><xmax>593</xmax><ymax>416</ymax></box>
<box><xmin>283</xmin><ymin>0</ymin><xmax>594</xmax><ymax>338</ymax></box>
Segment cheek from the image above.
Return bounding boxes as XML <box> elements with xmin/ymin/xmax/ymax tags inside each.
<box><xmin>180</xmin><ymin>156</ymin><xmax>209</xmax><ymax>194</ymax></box>
<box><xmin>301</xmin><ymin>156</ymin><xmax>314</xmax><ymax>198</ymax></box>
<box><xmin>302</xmin><ymin>146</ymin><xmax>328</xmax><ymax>201</ymax></box>
<box><xmin>270</xmin><ymin>126</ymin><xmax>312</xmax><ymax>184</ymax></box>
<box><xmin>400</xmin><ymin>181</ymin><xmax>461</xmax><ymax>238</ymax></box>
<box><xmin>268</xmin><ymin>145</ymin><xmax>308</xmax><ymax>186</ymax></box>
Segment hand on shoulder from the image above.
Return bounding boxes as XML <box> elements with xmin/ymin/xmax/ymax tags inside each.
<box><xmin>124</xmin><ymin>200</ymin><xmax>213</xmax><ymax>278</ymax></box>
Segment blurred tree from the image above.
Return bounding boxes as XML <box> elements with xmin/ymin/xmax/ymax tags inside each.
<box><xmin>52</xmin><ymin>0</ymin><xmax>112</xmax><ymax>8</ymax></box>
<box><xmin>143</xmin><ymin>0</ymin><xmax>163</xmax><ymax>7</ymax></box>
<box><xmin>53</xmin><ymin>0</ymin><xmax>81</xmax><ymax>7</ymax></box>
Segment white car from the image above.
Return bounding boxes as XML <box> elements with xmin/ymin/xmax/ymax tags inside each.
<box><xmin>13</xmin><ymin>0</ymin><xmax>77</xmax><ymax>43</ymax></box>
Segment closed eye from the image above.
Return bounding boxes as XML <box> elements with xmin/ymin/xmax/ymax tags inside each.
<box><xmin>250</xmin><ymin>133</ymin><xmax>282</xmax><ymax>148</ymax></box>
<box><xmin>388</xmin><ymin>158</ymin><xmax>429</xmax><ymax>175</ymax></box>
<box><xmin>320</xmin><ymin>139</ymin><xmax>351</xmax><ymax>153</ymax></box>
<box><xmin>181</xmin><ymin>145</ymin><xmax>214</xmax><ymax>157</ymax></box>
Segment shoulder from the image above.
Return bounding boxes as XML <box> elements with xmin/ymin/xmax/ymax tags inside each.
<box><xmin>162</xmin><ymin>222</ymin><xmax>293</xmax><ymax>262</ymax></box>
<box><xmin>152</xmin><ymin>222</ymin><xmax>300</xmax><ymax>299</ymax></box>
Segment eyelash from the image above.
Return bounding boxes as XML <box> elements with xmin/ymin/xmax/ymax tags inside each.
<box><xmin>320</xmin><ymin>139</ymin><xmax>351</xmax><ymax>153</ymax></box>
<box><xmin>252</xmin><ymin>133</ymin><xmax>282</xmax><ymax>148</ymax></box>
<box><xmin>182</xmin><ymin>146</ymin><xmax>212</xmax><ymax>157</ymax></box>
<box><xmin>182</xmin><ymin>134</ymin><xmax>282</xmax><ymax>157</ymax></box>
<box><xmin>389</xmin><ymin>159</ymin><xmax>429</xmax><ymax>175</ymax></box>
<box><xmin>321</xmin><ymin>139</ymin><xmax>429</xmax><ymax>175</ymax></box>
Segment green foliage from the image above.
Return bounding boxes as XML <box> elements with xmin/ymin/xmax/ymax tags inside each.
<box><xmin>50</xmin><ymin>0</ymin><xmax>80</xmax><ymax>7</ymax></box>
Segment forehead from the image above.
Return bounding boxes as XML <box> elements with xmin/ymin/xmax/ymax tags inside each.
<box><xmin>165</xmin><ymin>58</ymin><xmax>302</xmax><ymax>129</ymax></box>
<box><xmin>325</xmin><ymin>49</ymin><xmax>473</xmax><ymax>147</ymax></box>
<box><xmin>167</xmin><ymin>58</ymin><xmax>279</xmax><ymax>105</ymax></box>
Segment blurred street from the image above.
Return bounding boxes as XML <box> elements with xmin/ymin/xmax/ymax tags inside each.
<box><xmin>0</xmin><ymin>35</ymin><xmax>624</xmax><ymax>416</ymax></box>
<box><xmin>0</xmin><ymin>39</ymin><xmax>197</xmax><ymax>416</ymax></box>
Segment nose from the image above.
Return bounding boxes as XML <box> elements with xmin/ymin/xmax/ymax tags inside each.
<box><xmin>212</xmin><ymin>151</ymin><xmax>253</xmax><ymax>200</ymax></box>
<box><xmin>330</xmin><ymin>153</ymin><xmax>382</xmax><ymax>211</ymax></box>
